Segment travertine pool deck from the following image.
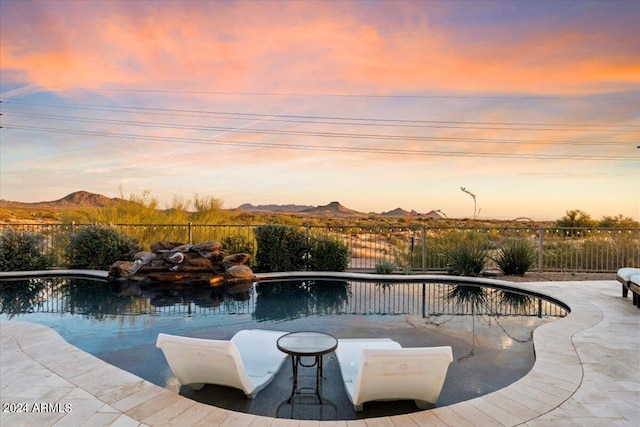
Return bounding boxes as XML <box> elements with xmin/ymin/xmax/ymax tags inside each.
<box><xmin>1</xmin><ymin>275</ymin><xmax>638</xmax><ymax>426</ymax></box>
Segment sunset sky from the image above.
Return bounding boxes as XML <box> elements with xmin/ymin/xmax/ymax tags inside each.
<box><xmin>1</xmin><ymin>0</ymin><xmax>639</xmax><ymax>220</ymax></box>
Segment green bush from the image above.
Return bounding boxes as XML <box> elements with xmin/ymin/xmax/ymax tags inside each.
<box><xmin>220</xmin><ymin>234</ymin><xmax>256</xmax><ymax>266</ymax></box>
<box><xmin>375</xmin><ymin>260</ymin><xmax>396</xmax><ymax>274</ymax></box>
<box><xmin>493</xmin><ymin>238</ymin><xmax>537</xmax><ymax>276</ymax></box>
<box><xmin>254</xmin><ymin>225</ymin><xmax>308</xmax><ymax>272</ymax></box>
<box><xmin>67</xmin><ymin>225</ymin><xmax>142</xmax><ymax>270</ymax></box>
<box><xmin>445</xmin><ymin>240</ymin><xmax>489</xmax><ymax>276</ymax></box>
<box><xmin>309</xmin><ymin>235</ymin><xmax>350</xmax><ymax>271</ymax></box>
<box><xmin>0</xmin><ymin>229</ymin><xmax>54</xmax><ymax>271</ymax></box>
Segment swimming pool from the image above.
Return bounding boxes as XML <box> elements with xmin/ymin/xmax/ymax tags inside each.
<box><xmin>0</xmin><ymin>273</ymin><xmax>567</xmax><ymax>420</ymax></box>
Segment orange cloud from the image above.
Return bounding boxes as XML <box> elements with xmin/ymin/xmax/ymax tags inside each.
<box><xmin>2</xmin><ymin>1</ymin><xmax>638</xmax><ymax>97</ymax></box>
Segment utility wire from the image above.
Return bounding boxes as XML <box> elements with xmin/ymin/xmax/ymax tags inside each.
<box><xmin>3</xmin><ymin>98</ymin><xmax>638</xmax><ymax>131</ymax></box>
<box><xmin>4</xmin><ymin>112</ymin><xmax>634</xmax><ymax>147</ymax></box>
<box><xmin>3</xmin><ymin>124</ymin><xmax>634</xmax><ymax>161</ymax></box>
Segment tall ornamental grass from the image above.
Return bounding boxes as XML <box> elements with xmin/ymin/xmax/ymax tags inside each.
<box><xmin>493</xmin><ymin>238</ymin><xmax>537</xmax><ymax>276</ymax></box>
<box><xmin>445</xmin><ymin>232</ymin><xmax>490</xmax><ymax>276</ymax></box>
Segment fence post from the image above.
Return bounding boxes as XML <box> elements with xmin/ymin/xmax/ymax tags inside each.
<box><xmin>422</xmin><ymin>225</ymin><xmax>427</xmax><ymax>272</ymax></box>
<box><xmin>305</xmin><ymin>223</ymin><xmax>311</xmax><ymax>271</ymax></box>
<box><xmin>538</xmin><ymin>226</ymin><xmax>544</xmax><ymax>271</ymax></box>
<box><xmin>187</xmin><ymin>222</ymin><xmax>193</xmax><ymax>244</ymax></box>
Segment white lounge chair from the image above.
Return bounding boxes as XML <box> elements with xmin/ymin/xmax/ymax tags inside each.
<box><xmin>335</xmin><ymin>338</ymin><xmax>453</xmax><ymax>411</ymax></box>
<box><xmin>617</xmin><ymin>268</ymin><xmax>640</xmax><ymax>308</ymax></box>
<box><xmin>156</xmin><ymin>329</ymin><xmax>287</xmax><ymax>398</ymax></box>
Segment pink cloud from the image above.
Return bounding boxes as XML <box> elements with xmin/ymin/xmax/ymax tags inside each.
<box><xmin>2</xmin><ymin>1</ymin><xmax>638</xmax><ymax>97</ymax></box>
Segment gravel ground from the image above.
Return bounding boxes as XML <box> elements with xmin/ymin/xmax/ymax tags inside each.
<box><xmin>487</xmin><ymin>271</ymin><xmax>617</xmax><ymax>283</ymax></box>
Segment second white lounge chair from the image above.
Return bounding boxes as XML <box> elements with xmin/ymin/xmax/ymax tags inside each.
<box><xmin>335</xmin><ymin>338</ymin><xmax>453</xmax><ymax>411</ymax></box>
<box><xmin>156</xmin><ymin>329</ymin><xmax>287</xmax><ymax>398</ymax></box>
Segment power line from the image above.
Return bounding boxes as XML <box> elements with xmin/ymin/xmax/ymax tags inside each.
<box><xmin>4</xmin><ymin>112</ymin><xmax>634</xmax><ymax>147</ymax></box>
<box><xmin>4</xmin><ymin>98</ymin><xmax>638</xmax><ymax>131</ymax></box>
<box><xmin>3</xmin><ymin>124</ymin><xmax>634</xmax><ymax>161</ymax></box>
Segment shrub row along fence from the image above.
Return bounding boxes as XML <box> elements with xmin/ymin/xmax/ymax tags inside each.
<box><xmin>1</xmin><ymin>222</ymin><xmax>638</xmax><ymax>272</ymax></box>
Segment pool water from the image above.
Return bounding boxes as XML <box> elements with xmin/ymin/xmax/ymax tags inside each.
<box><xmin>0</xmin><ymin>277</ymin><xmax>567</xmax><ymax>420</ymax></box>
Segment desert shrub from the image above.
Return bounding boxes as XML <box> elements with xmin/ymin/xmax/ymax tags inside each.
<box><xmin>254</xmin><ymin>225</ymin><xmax>308</xmax><ymax>272</ymax></box>
<box><xmin>445</xmin><ymin>240</ymin><xmax>489</xmax><ymax>276</ymax></box>
<box><xmin>309</xmin><ymin>235</ymin><xmax>350</xmax><ymax>271</ymax></box>
<box><xmin>375</xmin><ymin>260</ymin><xmax>396</xmax><ymax>274</ymax></box>
<box><xmin>67</xmin><ymin>225</ymin><xmax>142</xmax><ymax>270</ymax></box>
<box><xmin>493</xmin><ymin>238</ymin><xmax>537</xmax><ymax>276</ymax></box>
<box><xmin>598</xmin><ymin>214</ymin><xmax>639</xmax><ymax>228</ymax></box>
<box><xmin>555</xmin><ymin>209</ymin><xmax>597</xmax><ymax>228</ymax></box>
<box><xmin>0</xmin><ymin>229</ymin><xmax>54</xmax><ymax>271</ymax></box>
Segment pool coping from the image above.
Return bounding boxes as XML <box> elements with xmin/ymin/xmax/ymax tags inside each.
<box><xmin>1</xmin><ymin>271</ymin><xmax>639</xmax><ymax>426</ymax></box>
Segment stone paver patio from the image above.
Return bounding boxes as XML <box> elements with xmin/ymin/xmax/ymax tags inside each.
<box><xmin>1</xmin><ymin>276</ymin><xmax>638</xmax><ymax>426</ymax></box>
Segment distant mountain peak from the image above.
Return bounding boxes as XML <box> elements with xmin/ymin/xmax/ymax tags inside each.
<box><xmin>380</xmin><ymin>207</ymin><xmax>411</xmax><ymax>217</ymax></box>
<box><xmin>302</xmin><ymin>201</ymin><xmax>366</xmax><ymax>217</ymax></box>
<box><xmin>0</xmin><ymin>191</ymin><xmax>124</xmax><ymax>211</ymax></box>
<box><xmin>57</xmin><ymin>191</ymin><xmax>114</xmax><ymax>206</ymax></box>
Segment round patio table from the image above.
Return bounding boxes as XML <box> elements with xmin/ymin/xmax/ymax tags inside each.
<box><xmin>277</xmin><ymin>331</ymin><xmax>338</xmax><ymax>403</ymax></box>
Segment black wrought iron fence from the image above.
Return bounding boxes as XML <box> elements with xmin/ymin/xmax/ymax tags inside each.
<box><xmin>1</xmin><ymin>222</ymin><xmax>638</xmax><ymax>272</ymax></box>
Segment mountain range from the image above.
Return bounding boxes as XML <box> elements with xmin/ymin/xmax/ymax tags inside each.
<box><xmin>1</xmin><ymin>191</ymin><xmax>445</xmax><ymax>218</ymax></box>
<box><xmin>236</xmin><ymin>201</ymin><xmax>444</xmax><ymax>218</ymax></box>
<box><xmin>0</xmin><ymin>191</ymin><xmax>125</xmax><ymax>209</ymax></box>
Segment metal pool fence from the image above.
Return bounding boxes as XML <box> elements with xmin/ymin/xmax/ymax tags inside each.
<box><xmin>1</xmin><ymin>222</ymin><xmax>638</xmax><ymax>272</ymax></box>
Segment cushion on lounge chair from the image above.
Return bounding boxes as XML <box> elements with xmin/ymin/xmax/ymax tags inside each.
<box><xmin>617</xmin><ymin>268</ymin><xmax>640</xmax><ymax>286</ymax></box>
<box><xmin>156</xmin><ymin>329</ymin><xmax>287</xmax><ymax>398</ymax></box>
<box><xmin>335</xmin><ymin>338</ymin><xmax>402</xmax><ymax>385</ymax></box>
<box><xmin>231</xmin><ymin>329</ymin><xmax>289</xmax><ymax>378</ymax></box>
<box><xmin>336</xmin><ymin>339</ymin><xmax>453</xmax><ymax>411</ymax></box>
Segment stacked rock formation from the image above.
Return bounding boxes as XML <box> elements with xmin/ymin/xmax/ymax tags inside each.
<box><xmin>108</xmin><ymin>241</ymin><xmax>254</xmax><ymax>286</ymax></box>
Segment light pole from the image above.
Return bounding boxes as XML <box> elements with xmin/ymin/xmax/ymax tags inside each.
<box><xmin>460</xmin><ymin>187</ymin><xmax>478</xmax><ymax>220</ymax></box>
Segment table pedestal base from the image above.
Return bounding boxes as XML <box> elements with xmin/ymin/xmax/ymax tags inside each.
<box><xmin>287</xmin><ymin>354</ymin><xmax>325</xmax><ymax>403</ymax></box>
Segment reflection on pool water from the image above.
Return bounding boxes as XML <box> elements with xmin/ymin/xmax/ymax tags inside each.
<box><xmin>0</xmin><ymin>277</ymin><xmax>567</xmax><ymax>420</ymax></box>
